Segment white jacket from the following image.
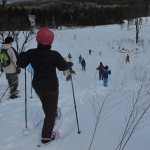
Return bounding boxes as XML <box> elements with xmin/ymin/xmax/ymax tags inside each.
<box><xmin>0</xmin><ymin>44</ymin><xmax>17</xmax><ymax>74</ymax></box>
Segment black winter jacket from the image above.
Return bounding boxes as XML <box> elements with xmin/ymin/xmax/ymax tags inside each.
<box><xmin>17</xmin><ymin>45</ymin><xmax>73</xmax><ymax>92</ymax></box>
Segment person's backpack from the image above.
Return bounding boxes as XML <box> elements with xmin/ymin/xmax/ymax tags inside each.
<box><xmin>127</xmin><ymin>55</ymin><xmax>129</xmax><ymax>60</ymax></box>
<box><xmin>0</xmin><ymin>49</ymin><xmax>11</xmax><ymax>67</ymax></box>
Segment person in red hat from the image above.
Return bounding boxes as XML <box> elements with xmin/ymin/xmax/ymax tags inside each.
<box><xmin>17</xmin><ymin>28</ymin><xmax>73</xmax><ymax>144</ymax></box>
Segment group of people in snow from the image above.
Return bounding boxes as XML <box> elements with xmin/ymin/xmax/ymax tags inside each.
<box><xmin>0</xmin><ymin>28</ymin><xmax>130</xmax><ymax>145</ymax></box>
<box><xmin>96</xmin><ymin>62</ymin><xmax>111</xmax><ymax>87</ymax></box>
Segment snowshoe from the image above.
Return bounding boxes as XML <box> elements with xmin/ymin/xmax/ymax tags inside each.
<box><xmin>54</xmin><ymin>107</ymin><xmax>62</xmax><ymax>126</ymax></box>
<box><xmin>37</xmin><ymin>130</ymin><xmax>60</xmax><ymax>147</ymax></box>
<box><xmin>7</xmin><ymin>94</ymin><xmax>21</xmax><ymax>100</ymax></box>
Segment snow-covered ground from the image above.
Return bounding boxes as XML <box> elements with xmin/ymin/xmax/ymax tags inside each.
<box><xmin>1</xmin><ymin>17</ymin><xmax>150</xmax><ymax>150</ymax></box>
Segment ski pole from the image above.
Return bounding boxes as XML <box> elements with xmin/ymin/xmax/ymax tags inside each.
<box><xmin>23</xmin><ymin>68</ymin><xmax>30</xmax><ymax>135</ymax></box>
<box><xmin>30</xmin><ymin>72</ymin><xmax>33</xmax><ymax>98</ymax></box>
<box><xmin>70</xmin><ymin>74</ymin><xmax>81</xmax><ymax>134</ymax></box>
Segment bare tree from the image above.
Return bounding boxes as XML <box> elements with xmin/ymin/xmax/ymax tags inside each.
<box><xmin>88</xmin><ymin>73</ymin><xmax>125</xmax><ymax>150</ymax></box>
<box><xmin>0</xmin><ymin>14</ymin><xmax>35</xmax><ymax>53</ymax></box>
<box><xmin>2</xmin><ymin>0</ymin><xmax>7</xmax><ymax>11</ymax></box>
<box><xmin>135</xmin><ymin>18</ymin><xmax>139</xmax><ymax>43</ymax></box>
<box><xmin>116</xmin><ymin>62</ymin><xmax>150</xmax><ymax>150</ymax></box>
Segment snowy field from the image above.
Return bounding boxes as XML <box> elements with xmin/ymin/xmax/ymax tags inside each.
<box><xmin>0</xmin><ymin>17</ymin><xmax>150</xmax><ymax>150</ymax></box>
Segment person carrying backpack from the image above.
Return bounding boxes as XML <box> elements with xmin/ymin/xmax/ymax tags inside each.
<box><xmin>17</xmin><ymin>28</ymin><xmax>73</xmax><ymax>144</ymax></box>
<box><xmin>126</xmin><ymin>54</ymin><xmax>130</xmax><ymax>64</ymax></box>
<box><xmin>96</xmin><ymin>62</ymin><xmax>104</xmax><ymax>80</ymax></box>
<box><xmin>100</xmin><ymin>65</ymin><xmax>111</xmax><ymax>87</ymax></box>
<box><xmin>0</xmin><ymin>37</ymin><xmax>20</xmax><ymax>99</ymax></box>
<box><xmin>81</xmin><ymin>58</ymin><xmax>86</xmax><ymax>71</ymax></box>
<box><xmin>78</xmin><ymin>54</ymin><xmax>82</xmax><ymax>63</ymax></box>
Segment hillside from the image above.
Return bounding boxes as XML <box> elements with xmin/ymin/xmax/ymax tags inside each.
<box><xmin>0</xmin><ymin>18</ymin><xmax>150</xmax><ymax>150</ymax></box>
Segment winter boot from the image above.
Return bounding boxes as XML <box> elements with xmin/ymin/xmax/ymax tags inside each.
<box><xmin>41</xmin><ymin>131</ymin><xmax>60</xmax><ymax>144</ymax></box>
<box><xmin>105</xmin><ymin>82</ymin><xmax>108</xmax><ymax>87</ymax></box>
<box><xmin>103</xmin><ymin>81</ymin><xmax>105</xmax><ymax>85</ymax></box>
<box><xmin>9</xmin><ymin>94</ymin><xmax>20</xmax><ymax>99</ymax></box>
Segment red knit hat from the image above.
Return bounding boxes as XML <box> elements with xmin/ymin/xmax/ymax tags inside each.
<box><xmin>36</xmin><ymin>28</ymin><xmax>54</xmax><ymax>45</ymax></box>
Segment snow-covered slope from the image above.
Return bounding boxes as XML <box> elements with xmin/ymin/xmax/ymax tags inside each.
<box><xmin>0</xmin><ymin>18</ymin><xmax>150</xmax><ymax>150</ymax></box>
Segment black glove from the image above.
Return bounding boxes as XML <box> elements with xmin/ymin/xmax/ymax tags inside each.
<box><xmin>70</xmin><ymin>62</ymin><xmax>73</xmax><ymax>67</ymax></box>
<box><xmin>109</xmin><ymin>69</ymin><xmax>111</xmax><ymax>72</ymax></box>
<box><xmin>16</xmin><ymin>66</ymin><xmax>21</xmax><ymax>74</ymax></box>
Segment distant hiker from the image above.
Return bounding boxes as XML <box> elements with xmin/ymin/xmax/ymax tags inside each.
<box><xmin>126</xmin><ymin>54</ymin><xmax>130</xmax><ymax>64</ymax></box>
<box><xmin>78</xmin><ymin>54</ymin><xmax>82</xmax><ymax>63</ymax></box>
<box><xmin>0</xmin><ymin>37</ymin><xmax>20</xmax><ymax>99</ymax></box>
<box><xmin>100</xmin><ymin>65</ymin><xmax>111</xmax><ymax>87</ymax></box>
<box><xmin>99</xmin><ymin>52</ymin><xmax>101</xmax><ymax>56</ymax></box>
<box><xmin>81</xmin><ymin>58</ymin><xmax>86</xmax><ymax>71</ymax></box>
<box><xmin>89</xmin><ymin>49</ymin><xmax>92</xmax><ymax>55</ymax></box>
<box><xmin>63</xmin><ymin>54</ymin><xmax>72</xmax><ymax>81</ymax></box>
<box><xmin>96</xmin><ymin>62</ymin><xmax>104</xmax><ymax>80</ymax></box>
<box><xmin>68</xmin><ymin>53</ymin><xmax>72</xmax><ymax>61</ymax></box>
<box><xmin>17</xmin><ymin>28</ymin><xmax>73</xmax><ymax>144</ymax></box>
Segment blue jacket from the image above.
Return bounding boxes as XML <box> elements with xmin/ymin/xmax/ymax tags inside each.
<box><xmin>100</xmin><ymin>69</ymin><xmax>111</xmax><ymax>79</ymax></box>
<box><xmin>79</xmin><ymin>55</ymin><xmax>82</xmax><ymax>60</ymax></box>
<box><xmin>68</xmin><ymin>54</ymin><xmax>71</xmax><ymax>58</ymax></box>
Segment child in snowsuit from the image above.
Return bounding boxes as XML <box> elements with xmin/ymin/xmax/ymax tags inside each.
<box><xmin>78</xmin><ymin>54</ymin><xmax>82</xmax><ymax>63</ymax></box>
<box><xmin>100</xmin><ymin>65</ymin><xmax>111</xmax><ymax>87</ymax></box>
<box><xmin>97</xmin><ymin>62</ymin><xmax>104</xmax><ymax>80</ymax></box>
<box><xmin>99</xmin><ymin>52</ymin><xmax>101</xmax><ymax>56</ymax></box>
<box><xmin>81</xmin><ymin>58</ymin><xmax>86</xmax><ymax>71</ymax></box>
<box><xmin>126</xmin><ymin>54</ymin><xmax>130</xmax><ymax>64</ymax></box>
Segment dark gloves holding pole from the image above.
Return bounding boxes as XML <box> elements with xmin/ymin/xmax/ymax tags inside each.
<box><xmin>16</xmin><ymin>66</ymin><xmax>21</xmax><ymax>74</ymax></box>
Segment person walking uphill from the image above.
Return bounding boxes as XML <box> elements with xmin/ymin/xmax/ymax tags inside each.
<box><xmin>16</xmin><ymin>28</ymin><xmax>73</xmax><ymax>144</ymax></box>
<box><xmin>0</xmin><ymin>37</ymin><xmax>20</xmax><ymax>99</ymax></box>
<box><xmin>96</xmin><ymin>62</ymin><xmax>104</xmax><ymax>80</ymax></box>
<box><xmin>100</xmin><ymin>65</ymin><xmax>111</xmax><ymax>87</ymax></box>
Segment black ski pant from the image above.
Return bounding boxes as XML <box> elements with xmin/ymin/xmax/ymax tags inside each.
<box><xmin>35</xmin><ymin>88</ymin><xmax>59</xmax><ymax>138</ymax></box>
<box><xmin>6</xmin><ymin>72</ymin><xmax>18</xmax><ymax>95</ymax></box>
<box><xmin>82</xmin><ymin>65</ymin><xmax>86</xmax><ymax>71</ymax></box>
<box><xmin>99</xmin><ymin>73</ymin><xmax>103</xmax><ymax>80</ymax></box>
